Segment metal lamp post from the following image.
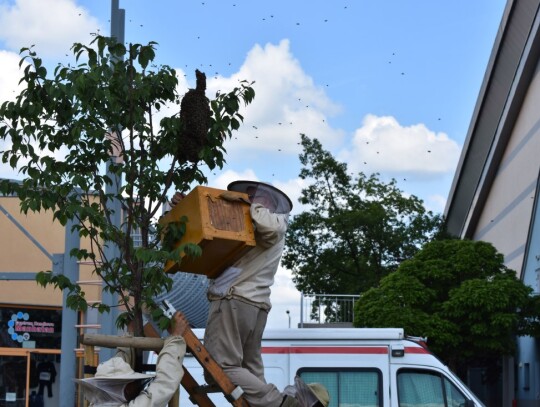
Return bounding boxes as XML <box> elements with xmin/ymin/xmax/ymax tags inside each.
<box><xmin>99</xmin><ymin>0</ymin><xmax>125</xmax><ymax>361</ymax></box>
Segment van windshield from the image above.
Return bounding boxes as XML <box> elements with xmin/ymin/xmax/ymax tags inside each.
<box><xmin>397</xmin><ymin>369</ymin><xmax>482</xmax><ymax>407</ymax></box>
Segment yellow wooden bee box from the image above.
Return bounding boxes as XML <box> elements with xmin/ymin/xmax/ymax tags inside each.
<box><xmin>160</xmin><ymin>185</ymin><xmax>256</xmax><ymax>278</ymax></box>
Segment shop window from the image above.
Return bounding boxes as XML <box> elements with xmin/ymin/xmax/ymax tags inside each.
<box><xmin>0</xmin><ymin>353</ymin><xmax>59</xmax><ymax>407</ymax></box>
<box><xmin>0</xmin><ymin>355</ymin><xmax>27</xmax><ymax>405</ymax></box>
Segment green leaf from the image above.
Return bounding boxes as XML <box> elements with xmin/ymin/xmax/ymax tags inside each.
<box><xmin>138</xmin><ymin>45</ymin><xmax>155</xmax><ymax>69</ymax></box>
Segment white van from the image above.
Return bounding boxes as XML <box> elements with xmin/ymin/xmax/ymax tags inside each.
<box><xmin>177</xmin><ymin>327</ymin><xmax>485</xmax><ymax>407</ymax></box>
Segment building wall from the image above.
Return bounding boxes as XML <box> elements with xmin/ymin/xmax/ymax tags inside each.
<box><xmin>0</xmin><ymin>196</ymin><xmax>64</xmax><ymax>306</ymax></box>
<box><xmin>471</xmin><ymin>61</ymin><xmax>540</xmax><ymax>275</ymax></box>
<box><xmin>0</xmin><ymin>195</ymin><xmax>102</xmax><ymax>306</ymax></box>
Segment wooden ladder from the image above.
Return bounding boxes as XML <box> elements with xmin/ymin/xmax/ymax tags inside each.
<box><xmin>142</xmin><ymin>320</ymin><xmax>251</xmax><ymax>407</ymax></box>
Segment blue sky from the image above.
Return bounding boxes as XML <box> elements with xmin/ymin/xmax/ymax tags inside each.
<box><xmin>0</xmin><ymin>0</ymin><xmax>507</xmax><ymax>328</ymax></box>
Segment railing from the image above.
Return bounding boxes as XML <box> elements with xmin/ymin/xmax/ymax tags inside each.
<box><xmin>299</xmin><ymin>293</ymin><xmax>361</xmax><ymax>328</ymax></box>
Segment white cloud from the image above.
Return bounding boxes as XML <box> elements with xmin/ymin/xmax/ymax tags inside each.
<box><xmin>0</xmin><ymin>51</ymin><xmax>34</xmax><ymax>180</ymax></box>
<box><xmin>267</xmin><ymin>266</ymin><xmax>302</xmax><ymax>329</ymax></box>
<box><xmin>424</xmin><ymin>194</ymin><xmax>447</xmax><ymax>214</ymax></box>
<box><xmin>0</xmin><ymin>0</ymin><xmax>102</xmax><ymax>58</ymax></box>
<box><xmin>342</xmin><ymin>114</ymin><xmax>461</xmax><ymax>179</ymax></box>
<box><xmin>211</xmin><ymin>169</ymin><xmax>259</xmax><ymax>190</ymax></box>
<box><xmin>206</xmin><ymin>40</ymin><xmax>344</xmax><ymax>157</ymax></box>
<box><xmin>0</xmin><ymin>50</ymin><xmax>27</xmax><ymax>104</ymax></box>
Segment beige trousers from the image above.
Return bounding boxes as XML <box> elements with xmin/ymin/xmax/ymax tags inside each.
<box><xmin>203</xmin><ymin>298</ymin><xmax>284</xmax><ymax>407</ymax></box>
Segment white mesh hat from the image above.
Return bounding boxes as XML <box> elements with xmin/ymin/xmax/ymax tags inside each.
<box><xmin>227</xmin><ymin>180</ymin><xmax>293</xmax><ymax>214</ymax></box>
<box><xmin>90</xmin><ymin>357</ymin><xmax>152</xmax><ymax>381</ymax></box>
<box><xmin>74</xmin><ymin>357</ymin><xmax>152</xmax><ymax>404</ymax></box>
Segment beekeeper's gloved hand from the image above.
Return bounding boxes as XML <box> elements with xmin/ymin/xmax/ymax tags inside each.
<box><xmin>219</xmin><ymin>191</ymin><xmax>251</xmax><ymax>205</ymax></box>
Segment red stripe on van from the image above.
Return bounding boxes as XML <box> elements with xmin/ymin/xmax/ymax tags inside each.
<box><xmin>261</xmin><ymin>346</ymin><xmax>430</xmax><ymax>355</ymax></box>
<box><xmin>404</xmin><ymin>347</ymin><xmax>430</xmax><ymax>354</ymax></box>
<box><xmin>262</xmin><ymin>346</ymin><xmax>388</xmax><ymax>354</ymax></box>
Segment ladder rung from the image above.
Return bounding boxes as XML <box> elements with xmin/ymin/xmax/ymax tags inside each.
<box><xmin>76</xmin><ymin>280</ymin><xmax>102</xmax><ymax>286</ymax></box>
<box><xmin>195</xmin><ymin>385</ymin><xmax>244</xmax><ymax>401</ymax></box>
<box><xmin>75</xmin><ymin>347</ymin><xmax>101</xmax><ymax>352</ymax></box>
<box><xmin>195</xmin><ymin>384</ymin><xmax>222</xmax><ymax>394</ymax></box>
<box><xmin>182</xmin><ymin>367</ymin><xmax>217</xmax><ymax>407</ymax></box>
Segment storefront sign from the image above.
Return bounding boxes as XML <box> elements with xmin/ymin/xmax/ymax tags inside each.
<box><xmin>7</xmin><ymin>312</ymin><xmax>55</xmax><ymax>342</ymax></box>
<box><xmin>0</xmin><ymin>306</ymin><xmax>62</xmax><ymax>349</ymax></box>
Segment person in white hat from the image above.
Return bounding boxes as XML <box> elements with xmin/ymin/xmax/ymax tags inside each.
<box><xmin>75</xmin><ymin>312</ymin><xmax>188</xmax><ymax>406</ymax></box>
<box><xmin>205</xmin><ymin>180</ymin><xmax>295</xmax><ymax>407</ymax></box>
<box><xmin>170</xmin><ymin>180</ymin><xmax>293</xmax><ymax>407</ymax></box>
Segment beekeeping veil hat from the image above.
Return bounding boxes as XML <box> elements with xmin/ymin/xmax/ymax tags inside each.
<box><xmin>74</xmin><ymin>357</ymin><xmax>152</xmax><ymax>405</ymax></box>
<box><xmin>227</xmin><ymin>180</ymin><xmax>293</xmax><ymax>214</ymax></box>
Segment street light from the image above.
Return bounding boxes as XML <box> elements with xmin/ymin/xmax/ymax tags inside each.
<box><xmin>286</xmin><ymin>310</ymin><xmax>291</xmax><ymax>329</ymax></box>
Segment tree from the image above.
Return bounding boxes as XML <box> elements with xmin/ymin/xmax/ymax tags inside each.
<box><xmin>0</xmin><ymin>36</ymin><xmax>255</xmax><ymax>337</ymax></box>
<box><xmin>354</xmin><ymin>239</ymin><xmax>540</xmax><ymax>377</ymax></box>
<box><xmin>282</xmin><ymin>135</ymin><xmax>441</xmax><ymax>303</ymax></box>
